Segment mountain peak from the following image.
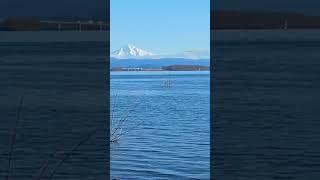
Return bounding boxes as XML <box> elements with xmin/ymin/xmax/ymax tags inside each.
<box><xmin>111</xmin><ymin>44</ymin><xmax>209</xmax><ymax>60</ymax></box>
<box><xmin>111</xmin><ymin>44</ymin><xmax>154</xmax><ymax>59</ymax></box>
<box><xmin>127</xmin><ymin>43</ymin><xmax>136</xmax><ymax>48</ymax></box>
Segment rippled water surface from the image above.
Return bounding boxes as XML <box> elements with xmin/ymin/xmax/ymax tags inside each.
<box><xmin>213</xmin><ymin>30</ymin><xmax>320</xmax><ymax>180</ymax></box>
<box><xmin>111</xmin><ymin>71</ymin><xmax>210</xmax><ymax>179</ymax></box>
<box><xmin>0</xmin><ymin>42</ymin><xmax>107</xmax><ymax>179</ymax></box>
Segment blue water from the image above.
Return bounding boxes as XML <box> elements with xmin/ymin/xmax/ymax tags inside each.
<box><xmin>0</xmin><ymin>42</ymin><xmax>108</xmax><ymax>179</ymax></box>
<box><xmin>111</xmin><ymin>71</ymin><xmax>210</xmax><ymax>179</ymax></box>
<box><xmin>213</xmin><ymin>32</ymin><xmax>320</xmax><ymax>179</ymax></box>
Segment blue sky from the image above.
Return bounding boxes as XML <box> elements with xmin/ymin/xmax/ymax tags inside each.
<box><xmin>110</xmin><ymin>0</ymin><xmax>210</xmax><ymax>54</ymax></box>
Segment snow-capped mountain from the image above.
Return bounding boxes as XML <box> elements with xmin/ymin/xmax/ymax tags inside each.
<box><xmin>111</xmin><ymin>44</ymin><xmax>154</xmax><ymax>59</ymax></box>
<box><xmin>111</xmin><ymin>44</ymin><xmax>209</xmax><ymax>60</ymax></box>
<box><xmin>110</xmin><ymin>45</ymin><xmax>210</xmax><ymax>68</ymax></box>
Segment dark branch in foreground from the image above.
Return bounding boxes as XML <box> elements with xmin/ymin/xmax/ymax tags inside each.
<box><xmin>6</xmin><ymin>95</ymin><xmax>24</xmax><ymax>180</ymax></box>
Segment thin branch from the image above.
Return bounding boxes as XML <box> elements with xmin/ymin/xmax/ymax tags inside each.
<box><xmin>110</xmin><ymin>93</ymin><xmax>118</xmax><ymax>125</ymax></box>
<box><xmin>111</xmin><ymin>93</ymin><xmax>146</xmax><ymax>142</ymax></box>
<box><xmin>113</xmin><ymin>117</ymin><xmax>145</xmax><ymax>141</ymax></box>
<box><xmin>6</xmin><ymin>95</ymin><xmax>24</xmax><ymax>180</ymax></box>
<box><xmin>34</xmin><ymin>148</ymin><xmax>59</xmax><ymax>180</ymax></box>
<box><xmin>111</xmin><ymin>97</ymin><xmax>139</xmax><ymax>138</ymax></box>
<box><xmin>46</xmin><ymin>129</ymin><xmax>97</xmax><ymax>180</ymax></box>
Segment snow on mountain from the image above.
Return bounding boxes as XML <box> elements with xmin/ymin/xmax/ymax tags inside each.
<box><xmin>111</xmin><ymin>44</ymin><xmax>209</xmax><ymax>60</ymax></box>
<box><xmin>111</xmin><ymin>44</ymin><xmax>154</xmax><ymax>59</ymax></box>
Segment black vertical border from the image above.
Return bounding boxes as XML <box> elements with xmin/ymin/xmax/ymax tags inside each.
<box><xmin>106</xmin><ymin>0</ymin><xmax>110</xmax><ymax>178</ymax></box>
<box><xmin>210</xmin><ymin>1</ymin><xmax>216</xmax><ymax>179</ymax></box>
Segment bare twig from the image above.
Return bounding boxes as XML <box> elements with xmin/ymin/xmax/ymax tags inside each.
<box><xmin>34</xmin><ymin>148</ymin><xmax>60</xmax><ymax>180</ymax></box>
<box><xmin>35</xmin><ymin>127</ymin><xmax>102</xmax><ymax>180</ymax></box>
<box><xmin>110</xmin><ymin>93</ymin><xmax>145</xmax><ymax>143</ymax></box>
<box><xmin>111</xmin><ymin>95</ymin><xmax>139</xmax><ymax>137</ymax></box>
<box><xmin>112</xmin><ymin>117</ymin><xmax>144</xmax><ymax>142</ymax></box>
<box><xmin>6</xmin><ymin>95</ymin><xmax>24</xmax><ymax>180</ymax></box>
<box><xmin>111</xmin><ymin>102</ymin><xmax>136</xmax><ymax>138</ymax></box>
<box><xmin>46</xmin><ymin>129</ymin><xmax>97</xmax><ymax>180</ymax></box>
<box><xmin>110</xmin><ymin>93</ymin><xmax>118</xmax><ymax>125</ymax></box>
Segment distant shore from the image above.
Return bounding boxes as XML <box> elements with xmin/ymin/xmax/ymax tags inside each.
<box><xmin>212</xmin><ymin>11</ymin><xmax>320</xmax><ymax>29</ymax></box>
<box><xmin>111</xmin><ymin>65</ymin><xmax>210</xmax><ymax>71</ymax></box>
<box><xmin>0</xmin><ymin>18</ymin><xmax>108</xmax><ymax>31</ymax></box>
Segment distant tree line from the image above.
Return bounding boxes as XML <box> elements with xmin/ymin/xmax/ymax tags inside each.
<box><xmin>162</xmin><ymin>65</ymin><xmax>209</xmax><ymax>71</ymax></box>
<box><xmin>110</xmin><ymin>65</ymin><xmax>209</xmax><ymax>71</ymax></box>
<box><xmin>211</xmin><ymin>11</ymin><xmax>320</xmax><ymax>29</ymax></box>
<box><xmin>0</xmin><ymin>17</ymin><xmax>109</xmax><ymax>31</ymax></box>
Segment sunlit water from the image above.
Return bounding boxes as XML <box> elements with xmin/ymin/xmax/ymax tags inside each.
<box><xmin>111</xmin><ymin>71</ymin><xmax>210</xmax><ymax>179</ymax></box>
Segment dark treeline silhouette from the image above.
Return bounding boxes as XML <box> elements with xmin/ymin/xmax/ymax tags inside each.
<box><xmin>211</xmin><ymin>11</ymin><xmax>320</xmax><ymax>29</ymax></box>
<box><xmin>0</xmin><ymin>17</ymin><xmax>109</xmax><ymax>31</ymax></box>
<box><xmin>162</xmin><ymin>65</ymin><xmax>209</xmax><ymax>71</ymax></box>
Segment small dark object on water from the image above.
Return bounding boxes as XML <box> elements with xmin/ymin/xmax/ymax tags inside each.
<box><xmin>163</xmin><ymin>79</ymin><xmax>173</xmax><ymax>88</ymax></box>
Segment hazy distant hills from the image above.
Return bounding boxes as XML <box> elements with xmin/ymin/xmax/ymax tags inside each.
<box><xmin>212</xmin><ymin>11</ymin><xmax>320</xmax><ymax>29</ymax></box>
<box><xmin>110</xmin><ymin>44</ymin><xmax>209</xmax><ymax>68</ymax></box>
<box><xmin>111</xmin><ymin>58</ymin><xmax>210</xmax><ymax>69</ymax></box>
